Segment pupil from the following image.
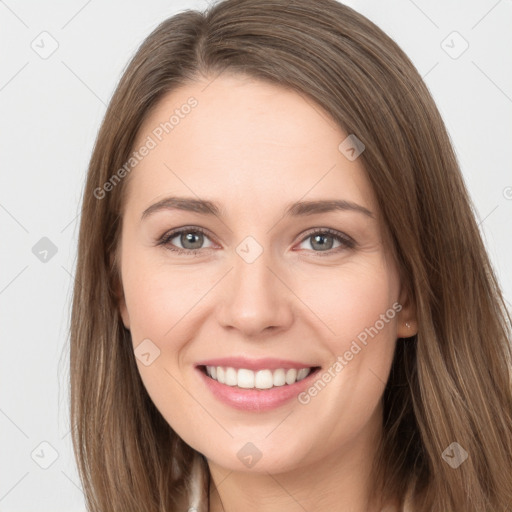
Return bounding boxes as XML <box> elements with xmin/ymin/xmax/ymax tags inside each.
<box><xmin>312</xmin><ymin>234</ymin><xmax>333</xmax><ymax>251</ymax></box>
<box><xmin>178</xmin><ymin>232</ymin><xmax>334</xmax><ymax>251</ymax></box>
<box><xmin>182</xmin><ymin>232</ymin><xmax>203</xmax><ymax>249</ymax></box>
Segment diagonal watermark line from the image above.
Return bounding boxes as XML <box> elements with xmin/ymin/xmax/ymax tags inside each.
<box><xmin>477</xmin><ymin>204</ymin><xmax>499</xmax><ymax>227</ymax></box>
<box><xmin>61</xmin><ymin>470</ymin><xmax>84</xmax><ymax>494</ymax></box>
<box><xmin>163</xmin><ymin>267</ymin><xmax>234</xmax><ymax>337</ymax></box>
<box><xmin>0</xmin><ymin>61</ymin><xmax>29</xmax><ymax>92</ymax></box>
<box><xmin>0</xmin><ymin>472</ymin><xmax>29</xmax><ymax>502</ymax></box>
<box><xmin>299</xmin><ymin>90</ymin><xmax>336</xmax><ymax>127</ymax></box>
<box><xmin>0</xmin><ymin>265</ymin><xmax>29</xmax><ymax>296</ymax></box>
<box><xmin>0</xmin><ymin>203</ymin><xmax>29</xmax><ymax>232</ymax></box>
<box><xmin>471</xmin><ymin>0</ymin><xmax>502</xmax><ymax>30</ymax></box>
<box><xmin>265</xmin><ymin>472</ymin><xmax>309</xmax><ymax>511</ymax></box>
<box><xmin>0</xmin><ymin>408</ymin><xmax>29</xmax><ymax>438</ymax></box>
<box><xmin>61</xmin><ymin>60</ymin><xmax>107</xmax><ymax>106</ymax></box>
<box><xmin>212</xmin><ymin>469</ymin><xmax>233</xmax><ymax>490</ymax></box>
<box><xmin>0</xmin><ymin>0</ymin><xmax>29</xmax><ymax>28</ymax></box>
<box><xmin>209</xmin><ymin>468</ymin><xmax>234</xmax><ymax>509</ymax></box>
<box><xmin>422</xmin><ymin>61</ymin><xmax>439</xmax><ymax>80</ymax></box>
<box><xmin>472</xmin><ymin>61</ymin><xmax>512</xmax><ymax>104</ymax></box>
<box><xmin>60</xmin><ymin>421</ymin><xmax>76</xmax><ymax>440</ymax></box>
<box><xmin>406</xmin><ymin>0</ymin><xmax>439</xmax><ymax>29</ymax></box>
<box><xmin>61</xmin><ymin>0</ymin><xmax>93</xmax><ymax>29</ymax></box>
<box><xmin>368</xmin><ymin>367</ymin><xmax>386</xmax><ymax>385</ymax></box>
<box><xmin>61</xmin><ymin>265</ymin><xmax>85</xmax><ymax>295</ymax></box>
<box><xmin>60</xmin><ymin>213</ymin><xmax>79</xmax><ymax>233</ymax></box>
<box><xmin>200</xmin><ymin>71</ymin><xmax>222</xmax><ymax>93</ymax></box>
<box><xmin>162</xmin><ymin>366</ymin><xmax>234</xmax><ymax>437</ymax></box>
<box><xmin>264</xmin><ymin>410</ymin><xmax>294</xmax><ymax>439</ymax></box>
<box><xmin>265</xmin><ymin>266</ymin><xmax>337</xmax><ymax>336</ymax></box>
<box><xmin>60</xmin><ymin>428</ymin><xmax>71</xmax><ymax>440</ymax></box>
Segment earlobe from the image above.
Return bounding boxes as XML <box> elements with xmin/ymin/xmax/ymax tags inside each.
<box><xmin>118</xmin><ymin>292</ymin><xmax>130</xmax><ymax>330</ymax></box>
<box><xmin>113</xmin><ymin>276</ymin><xmax>130</xmax><ymax>329</ymax></box>
<box><xmin>400</xmin><ymin>320</ymin><xmax>416</xmax><ymax>338</ymax></box>
<box><xmin>396</xmin><ymin>283</ymin><xmax>417</xmax><ymax>339</ymax></box>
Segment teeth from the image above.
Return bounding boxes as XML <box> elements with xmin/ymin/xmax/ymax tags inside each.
<box><xmin>205</xmin><ymin>366</ymin><xmax>313</xmax><ymax>389</ymax></box>
<box><xmin>255</xmin><ymin>369</ymin><xmax>273</xmax><ymax>389</ymax></box>
<box><xmin>285</xmin><ymin>369</ymin><xmax>297</xmax><ymax>384</ymax></box>
<box><xmin>296</xmin><ymin>368</ymin><xmax>310</xmax><ymax>381</ymax></box>
<box><xmin>225</xmin><ymin>367</ymin><xmax>237</xmax><ymax>386</ymax></box>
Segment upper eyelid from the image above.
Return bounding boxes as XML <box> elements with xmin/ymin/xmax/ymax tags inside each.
<box><xmin>159</xmin><ymin>226</ymin><xmax>354</xmax><ymax>248</ymax></box>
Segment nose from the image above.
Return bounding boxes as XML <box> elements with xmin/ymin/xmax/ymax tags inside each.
<box><xmin>217</xmin><ymin>245</ymin><xmax>294</xmax><ymax>338</ymax></box>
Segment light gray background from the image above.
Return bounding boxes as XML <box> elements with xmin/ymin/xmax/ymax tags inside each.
<box><xmin>1</xmin><ymin>0</ymin><xmax>511</xmax><ymax>510</ymax></box>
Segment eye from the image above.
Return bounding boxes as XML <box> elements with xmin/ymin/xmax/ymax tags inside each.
<box><xmin>296</xmin><ymin>228</ymin><xmax>355</xmax><ymax>256</ymax></box>
<box><xmin>157</xmin><ymin>226</ymin><xmax>355</xmax><ymax>257</ymax></box>
<box><xmin>157</xmin><ymin>226</ymin><xmax>215</xmax><ymax>256</ymax></box>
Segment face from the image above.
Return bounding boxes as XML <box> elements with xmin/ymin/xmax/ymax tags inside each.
<box><xmin>117</xmin><ymin>73</ymin><xmax>415</xmax><ymax>474</ymax></box>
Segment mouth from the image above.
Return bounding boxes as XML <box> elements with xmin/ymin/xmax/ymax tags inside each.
<box><xmin>198</xmin><ymin>364</ymin><xmax>322</xmax><ymax>390</ymax></box>
<box><xmin>194</xmin><ymin>356</ymin><xmax>323</xmax><ymax>411</ymax></box>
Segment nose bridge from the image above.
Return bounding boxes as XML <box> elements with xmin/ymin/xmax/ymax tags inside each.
<box><xmin>217</xmin><ymin>234</ymin><xmax>293</xmax><ymax>335</ymax></box>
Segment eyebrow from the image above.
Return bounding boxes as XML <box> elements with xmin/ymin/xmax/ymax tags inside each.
<box><xmin>141</xmin><ymin>196</ymin><xmax>374</xmax><ymax>220</ymax></box>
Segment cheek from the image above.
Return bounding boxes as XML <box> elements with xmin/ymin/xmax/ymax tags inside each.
<box><xmin>120</xmin><ymin>259</ymin><xmax>207</xmax><ymax>434</ymax></box>
<box><xmin>119</xmin><ymin>245</ymin><xmax>401</xmax><ymax>468</ymax></box>
<box><xmin>121</xmin><ymin>246</ymin><xmax>210</xmax><ymax>347</ymax></box>
<box><xmin>295</xmin><ymin>256</ymin><xmax>400</xmax><ymax>346</ymax></box>
<box><xmin>123</xmin><ymin>247</ymin><xmax>400</xmax><ymax>361</ymax></box>
<box><xmin>288</xmin><ymin>262</ymin><xmax>400</xmax><ymax>455</ymax></box>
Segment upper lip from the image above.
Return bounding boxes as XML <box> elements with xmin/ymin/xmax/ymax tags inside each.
<box><xmin>195</xmin><ymin>356</ymin><xmax>319</xmax><ymax>372</ymax></box>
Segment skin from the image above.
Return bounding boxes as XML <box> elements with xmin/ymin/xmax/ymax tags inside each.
<box><xmin>117</xmin><ymin>72</ymin><xmax>417</xmax><ymax>512</ymax></box>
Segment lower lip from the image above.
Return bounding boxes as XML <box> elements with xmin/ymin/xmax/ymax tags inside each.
<box><xmin>196</xmin><ymin>366</ymin><xmax>320</xmax><ymax>412</ymax></box>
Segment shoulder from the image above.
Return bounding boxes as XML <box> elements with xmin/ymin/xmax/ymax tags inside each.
<box><xmin>183</xmin><ymin>452</ymin><xmax>209</xmax><ymax>512</ymax></box>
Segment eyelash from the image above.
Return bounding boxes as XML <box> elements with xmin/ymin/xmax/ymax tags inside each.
<box><xmin>156</xmin><ymin>226</ymin><xmax>356</xmax><ymax>257</ymax></box>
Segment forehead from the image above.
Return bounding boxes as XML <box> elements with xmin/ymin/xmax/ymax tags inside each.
<box><xmin>125</xmin><ymin>73</ymin><xmax>378</xmax><ymax>219</ymax></box>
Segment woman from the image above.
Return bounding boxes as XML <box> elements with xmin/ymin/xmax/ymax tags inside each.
<box><xmin>69</xmin><ymin>0</ymin><xmax>512</xmax><ymax>511</ymax></box>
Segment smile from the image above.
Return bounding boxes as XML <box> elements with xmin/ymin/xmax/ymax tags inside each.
<box><xmin>196</xmin><ymin>363</ymin><xmax>322</xmax><ymax>412</ymax></box>
<box><xmin>204</xmin><ymin>365</ymin><xmax>313</xmax><ymax>389</ymax></box>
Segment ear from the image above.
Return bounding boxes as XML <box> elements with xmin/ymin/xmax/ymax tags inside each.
<box><xmin>117</xmin><ymin>286</ymin><xmax>130</xmax><ymax>330</ymax></box>
<box><xmin>110</xmin><ymin>250</ymin><xmax>130</xmax><ymax>330</ymax></box>
<box><xmin>395</xmin><ymin>281</ymin><xmax>417</xmax><ymax>339</ymax></box>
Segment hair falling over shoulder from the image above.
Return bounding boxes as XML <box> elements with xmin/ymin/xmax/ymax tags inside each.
<box><xmin>69</xmin><ymin>1</ymin><xmax>512</xmax><ymax>510</ymax></box>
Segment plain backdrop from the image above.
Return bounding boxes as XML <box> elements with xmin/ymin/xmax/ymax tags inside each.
<box><xmin>1</xmin><ymin>0</ymin><xmax>511</xmax><ymax>510</ymax></box>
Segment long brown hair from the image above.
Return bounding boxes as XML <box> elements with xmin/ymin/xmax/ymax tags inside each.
<box><xmin>69</xmin><ymin>0</ymin><xmax>512</xmax><ymax>510</ymax></box>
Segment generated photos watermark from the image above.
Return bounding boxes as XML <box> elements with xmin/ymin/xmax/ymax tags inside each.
<box><xmin>297</xmin><ymin>302</ymin><xmax>403</xmax><ymax>405</ymax></box>
<box><xmin>93</xmin><ymin>96</ymin><xmax>198</xmax><ymax>200</ymax></box>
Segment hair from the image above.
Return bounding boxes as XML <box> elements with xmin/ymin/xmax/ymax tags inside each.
<box><xmin>69</xmin><ymin>0</ymin><xmax>512</xmax><ymax>510</ymax></box>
